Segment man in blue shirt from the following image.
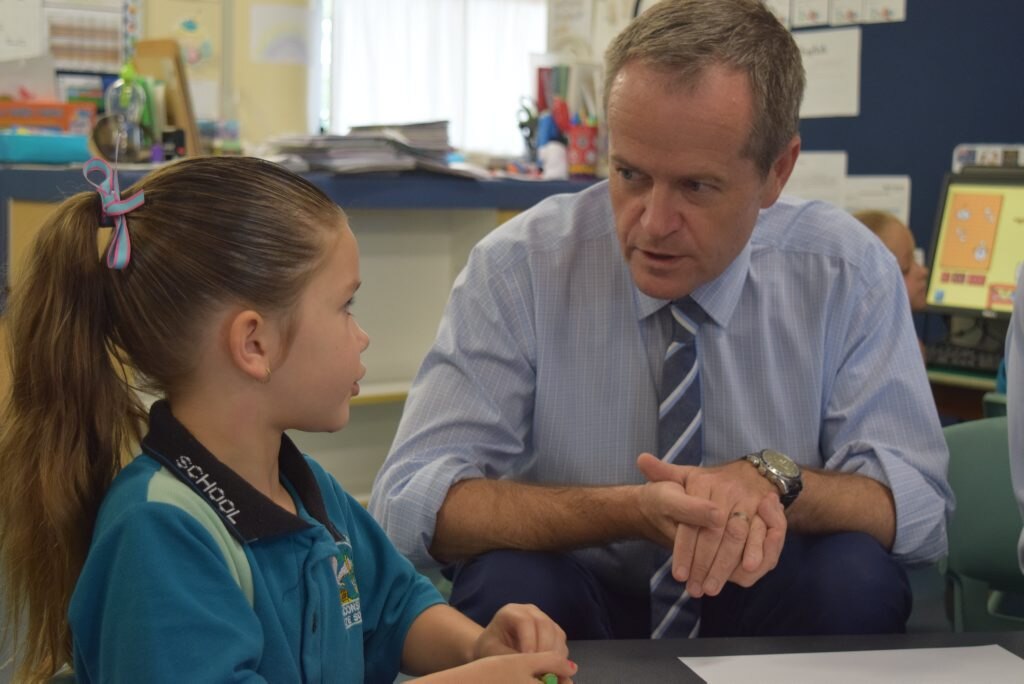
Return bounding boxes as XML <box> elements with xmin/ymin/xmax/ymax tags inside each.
<box><xmin>371</xmin><ymin>0</ymin><xmax>952</xmax><ymax>639</ymax></box>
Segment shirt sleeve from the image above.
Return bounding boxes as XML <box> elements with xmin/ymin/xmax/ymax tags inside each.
<box><xmin>317</xmin><ymin>473</ymin><xmax>445</xmax><ymax>684</ymax></box>
<box><xmin>369</xmin><ymin>238</ymin><xmax>538</xmax><ymax>567</ymax></box>
<box><xmin>69</xmin><ymin>502</ymin><xmax>267</xmax><ymax>683</ymax></box>
<box><xmin>820</xmin><ymin>263</ymin><xmax>954</xmax><ymax>565</ymax></box>
<box><xmin>1006</xmin><ymin>268</ymin><xmax>1024</xmax><ymax>572</ymax></box>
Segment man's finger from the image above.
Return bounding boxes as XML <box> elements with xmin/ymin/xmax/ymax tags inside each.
<box><xmin>673</xmin><ymin>520</ymin><xmax>697</xmax><ymax>581</ymax></box>
<box><xmin>741</xmin><ymin>514</ymin><xmax>767</xmax><ymax>572</ymax></box>
<box><xmin>701</xmin><ymin>509</ymin><xmax>751</xmax><ymax>595</ymax></box>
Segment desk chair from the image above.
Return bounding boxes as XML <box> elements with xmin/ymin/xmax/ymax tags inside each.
<box><xmin>942</xmin><ymin>416</ymin><xmax>1024</xmax><ymax>631</ymax></box>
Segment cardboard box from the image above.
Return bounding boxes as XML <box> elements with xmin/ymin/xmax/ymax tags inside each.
<box><xmin>0</xmin><ymin>101</ymin><xmax>97</xmax><ymax>135</ymax></box>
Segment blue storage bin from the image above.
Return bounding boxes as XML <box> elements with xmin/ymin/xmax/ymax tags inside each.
<box><xmin>0</xmin><ymin>131</ymin><xmax>91</xmax><ymax>164</ymax></box>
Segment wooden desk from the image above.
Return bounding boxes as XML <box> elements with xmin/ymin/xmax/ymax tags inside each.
<box><xmin>927</xmin><ymin>367</ymin><xmax>997</xmax><ymax>421</ymax></box>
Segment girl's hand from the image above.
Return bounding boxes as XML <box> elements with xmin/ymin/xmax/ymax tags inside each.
<box><xmin>420</xmin><ymin>652</ymin><xmax>577</xmax><ymax>683</ymax></box>
<box><xmin>473</xmin><ymin>603</ymin><xmax>569</xmax><ymax>659</ymax></box>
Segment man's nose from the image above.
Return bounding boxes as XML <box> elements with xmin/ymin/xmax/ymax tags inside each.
<box><xmin>640</xmin><ymin>185</ymin><xmax>681</xmax><ymax>237</ymax></box>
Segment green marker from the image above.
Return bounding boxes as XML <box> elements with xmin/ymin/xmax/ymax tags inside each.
<box><xmin>541</xmin><ymin>674</ymin><xmax>558</xmax><ymax>684</ymax></box>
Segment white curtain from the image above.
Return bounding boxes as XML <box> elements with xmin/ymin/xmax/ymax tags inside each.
<box><xmin>327</xmin><ymin>0</ymin><xmax>547</xmax><ymax>156</ymax></box>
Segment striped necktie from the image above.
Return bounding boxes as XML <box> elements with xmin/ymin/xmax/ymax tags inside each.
<box><xmin>650</xmin><ymin>297</ymin><xmax>704</xmax><ymax>639</ymax></box>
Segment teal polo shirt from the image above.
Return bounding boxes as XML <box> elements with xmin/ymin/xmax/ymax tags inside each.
<box><xmin>70</xmin><ymin>401</ymin><xmax>444</xmax><ymax>683</ymax></box>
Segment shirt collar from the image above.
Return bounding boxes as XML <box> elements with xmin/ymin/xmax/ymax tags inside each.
<box><xmin>633</xmin><ymin>238</ymin><xmax>752</xmax><ymax>329</ymax></box>
<box><xmin>140</xmin><ymin>400</ymin><xmax>342</xmax><ymax>544</ymax></box>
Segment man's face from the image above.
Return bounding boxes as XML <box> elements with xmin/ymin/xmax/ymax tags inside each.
<box><xmin>607</xmin><ymin>61</ymin><xmax>797</xmax><ymax>301</ymax></box>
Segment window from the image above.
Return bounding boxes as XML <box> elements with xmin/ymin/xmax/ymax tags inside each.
<box><xmin>320</xmin><ymin>0</ymin><xmax>547</xmax><ymax>157</ymax></box>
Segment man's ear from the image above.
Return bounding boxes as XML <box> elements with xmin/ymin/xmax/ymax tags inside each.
<box><xmin>227</xmin><ymin>309</ymin><xmax>277</xmax><ymax>383</ymax></box>
<box><xmin>760</xmin><ymin>135</ymin><xmax>801</xmax><ymax>208</ymax></box>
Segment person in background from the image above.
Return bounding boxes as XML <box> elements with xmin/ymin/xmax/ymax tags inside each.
<box><xmin>854</xmin><ymin>210</ymin><xmax>930</xmax><ymax>358</ymax></box>
<box><xmin>1007</xmin><ymin>268</ymin><xmax>1024</xmax><ymax>572</ymax></box>
<box><xmin>0</xmin><ymin>157</ymin><xmax>574</xmax><ymax>683</ymax></box>
<box><xmin>371</xmin><ymin>0</ymin><xmax>952</xmax><ymax>641</ymax></box>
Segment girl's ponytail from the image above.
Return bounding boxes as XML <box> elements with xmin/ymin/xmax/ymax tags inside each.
<box><xmin>0</xmin><ymin>191</ymin><xmax>144</xmax><ymax>680</ymax></box>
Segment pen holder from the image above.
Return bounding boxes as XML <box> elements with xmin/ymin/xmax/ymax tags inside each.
<box><xmin>567</xmin><ymin>123</ymin><xmax>598</xmax><ymax>178</ymax></box>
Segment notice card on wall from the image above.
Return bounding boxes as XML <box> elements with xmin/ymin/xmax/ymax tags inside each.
<box><xmin>794</xmin><ymin>26</ymin><xmax>861</xmax><ymax>118</ymax></box>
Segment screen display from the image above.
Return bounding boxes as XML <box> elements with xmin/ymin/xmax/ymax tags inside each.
<box><xmin>925</xmin><ymin>171</ymin><xmax>1024</xmax><ymax>317</ymax></box>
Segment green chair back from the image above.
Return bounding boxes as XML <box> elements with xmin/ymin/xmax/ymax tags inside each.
<box><xmin>943</xmin><ymin>416</ymin><xmax>1024</xmax><ymax>631</ymax></box>
<box><xmin>983</xmin><ymin>391</ymin><xmax>1008</xmax><ymax>418</ymax></box>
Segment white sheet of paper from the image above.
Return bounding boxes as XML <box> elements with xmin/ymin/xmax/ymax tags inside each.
<box><xmin>680</xmin><ymin>644</ymin><xmax>1024</xmax><ymax>684</ymax></box>
<box><xmin>843</xmin><ymin>175</ymin><xmax>912</xmax><ymax>225</ymax></box>
<box><xmin>795</xmin><ymin>27</ymin><xmax>861</xmax><ymax>119</ymax></box>
<box><xmin>783</xmin><ymin>150</ymin><xmax>847</xmax><ymax>208</ymax></box>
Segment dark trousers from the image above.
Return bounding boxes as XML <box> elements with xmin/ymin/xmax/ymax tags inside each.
<box><xmin>447</xmin><ymin>532</ymin><xmax>912</xmax><ymax>639</ymax></box>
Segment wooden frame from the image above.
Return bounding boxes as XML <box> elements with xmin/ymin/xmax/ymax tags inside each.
<box><xmin>133</xmin><ymin>39</ymin><xmax>201</xmax><ymax>157</ymax></box>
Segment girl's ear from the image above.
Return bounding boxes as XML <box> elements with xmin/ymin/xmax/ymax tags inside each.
<box><xmin>227</xmin><ymin>309</ymin><xmax>278</xmax><ymax>383</ymax></box>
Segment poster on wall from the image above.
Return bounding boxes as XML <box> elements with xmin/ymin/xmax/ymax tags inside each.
<box><xmin>250</xmin><ymin>4</ymin><xmax>309</xmax><ymax>65</ymax></box>
<box><xmin>794</xmin><ymin>26</ymin><xmax>860</xmax><ymax>118</ymax></box>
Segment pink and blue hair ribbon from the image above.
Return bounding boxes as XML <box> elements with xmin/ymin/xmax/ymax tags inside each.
<box><xmin>82</xmin><ymin>157</ymin><xmax>145</xmax><ymax>270</ymax></box>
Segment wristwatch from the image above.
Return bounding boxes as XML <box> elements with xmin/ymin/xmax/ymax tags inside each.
<box><xmin>744</xmin><ymin>449</ymin><xmax>803</xmax><ymax>508</ymax></box>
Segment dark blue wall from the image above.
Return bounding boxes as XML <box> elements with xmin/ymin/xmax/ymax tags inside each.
<box><xmin>797</xmin><ymin>1</ymin><xmax>1024</xmax><ymax>251</ymax></box>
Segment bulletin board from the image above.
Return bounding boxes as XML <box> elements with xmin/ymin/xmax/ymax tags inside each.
<box><xmin>796</xmin><ymin>2</ymin><xmax>1024</xmax><ymax>251</ymax></box>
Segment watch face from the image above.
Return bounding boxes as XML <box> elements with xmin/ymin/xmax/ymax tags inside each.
<box><xmin>762</xmin><ymin>449</ymin><xmax>800</xmax><ymax>478</ymax></box>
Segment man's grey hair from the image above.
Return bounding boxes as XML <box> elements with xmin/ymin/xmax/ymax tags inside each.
<box><xmin>604</xmin><ymin>0</ymin><xmax>805</xmax><ymax>175</ymax></box>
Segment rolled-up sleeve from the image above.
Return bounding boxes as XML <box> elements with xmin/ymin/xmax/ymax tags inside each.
<box><xmin>369</xmin><ymin>235</ymin><xmax>538</xmax><ymax>568</ymax></box>
<box><xmin>822</xmin><ymin>269</ymin><xmax>954</xmax><ymax>565</ymax></box>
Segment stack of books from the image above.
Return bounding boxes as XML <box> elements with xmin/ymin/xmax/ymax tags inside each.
<box><xmin>267</xmin><ymin>120</ymin><xmax>488</xmax><ymax>178</ymax></box>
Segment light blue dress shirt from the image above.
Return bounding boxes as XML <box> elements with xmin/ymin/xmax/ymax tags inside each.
<box><xmin>1006</xmin><ymin>268</ymin><xmax>1024</xmax><ymax>571</ymax></box>
<box><xmin>370</xmin><ymin>181</ymin><xmax>953</xmax><ymax>596</ymax></box>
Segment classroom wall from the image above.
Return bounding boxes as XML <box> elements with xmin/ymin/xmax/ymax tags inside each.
<box><xmin>142</xmin><ymin>0</ymin><xmax>310</xmax><ymax>146</ymax></box>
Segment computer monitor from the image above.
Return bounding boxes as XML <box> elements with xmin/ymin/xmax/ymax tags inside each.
<box><xmin>925</xmin><ymin>168</ymin><xmax>1024</xmax><ymax>319</ymax></box>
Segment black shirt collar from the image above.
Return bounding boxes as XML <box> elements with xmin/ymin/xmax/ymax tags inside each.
<box><xmin>140</xmin><ymin>400</ymin><xmax>342</xmax><ymax>544</ymax></box>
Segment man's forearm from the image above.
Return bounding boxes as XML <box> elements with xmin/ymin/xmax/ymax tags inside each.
<box><xmin>429</xmin><ymin>478</ymin><xmax>645</xmax><ymax>563</ymax></box>
<box><xmin>786</xmin><ymin>469</ymin><xmax>896</xmax><ymax>550</ymax></box>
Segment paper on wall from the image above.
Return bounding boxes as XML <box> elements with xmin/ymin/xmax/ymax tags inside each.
<box><xmin>795</xmin><ymin>27</ymin><xmax>861</xmax><ymax>119</ymax></box>
<box><xmin>783</xmin><ymin>150</ymin><xmax>848</xmax><ymax>208</ymax></box>
<box><xmin>843</xmin><ymin>175</ymin><xmax>911</xmax><ymax>226</ymax></box>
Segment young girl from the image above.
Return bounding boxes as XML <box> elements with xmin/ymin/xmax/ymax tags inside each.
<box><xmin>0</xmin><ymin>157</ymin><xmax>575</xmax><ymax>682</ymax></box>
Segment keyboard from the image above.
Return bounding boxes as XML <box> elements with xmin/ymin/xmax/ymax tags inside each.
<box><xmin>925</xmin><ymin>342</ymin><xmax>1003</xmax><ymax>374</ymax></box>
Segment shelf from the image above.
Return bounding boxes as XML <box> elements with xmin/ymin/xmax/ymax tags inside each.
<box><xmin>926</xmin><ymin>368</ymin><xmax>997</xmax><ymax>391</ymax></box>
<box><xmin>352</xmin><ymin>380</ymin><xmax>410</xmax><ymax>406</ymax></box>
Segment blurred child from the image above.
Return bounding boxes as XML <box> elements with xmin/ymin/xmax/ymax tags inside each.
<box><xmin>854</xmin><ymin>210</ymin><xmax>929</xmax><ymax>358</ymax></box>
<box><xmin>853</xmin><ymin>210</ymin><xmax>929</xmax><ymax>312</ymax></box>
<box><xmin>0</xmin><ymin>157</ymin><xmax>575</xmax><ymax>683</ymax></box>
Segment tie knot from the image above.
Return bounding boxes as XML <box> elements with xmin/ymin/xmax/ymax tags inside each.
<box><xmin>669</xmin><ymin>298</ymin><xmax>703</xmax><ymax>343</ymax></box>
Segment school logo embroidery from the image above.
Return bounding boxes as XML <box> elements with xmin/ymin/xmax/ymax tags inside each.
<box><xmin>331</xmin><ymin>538</ymin><xmax>362</xmax><ymax>629</ymax></box>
